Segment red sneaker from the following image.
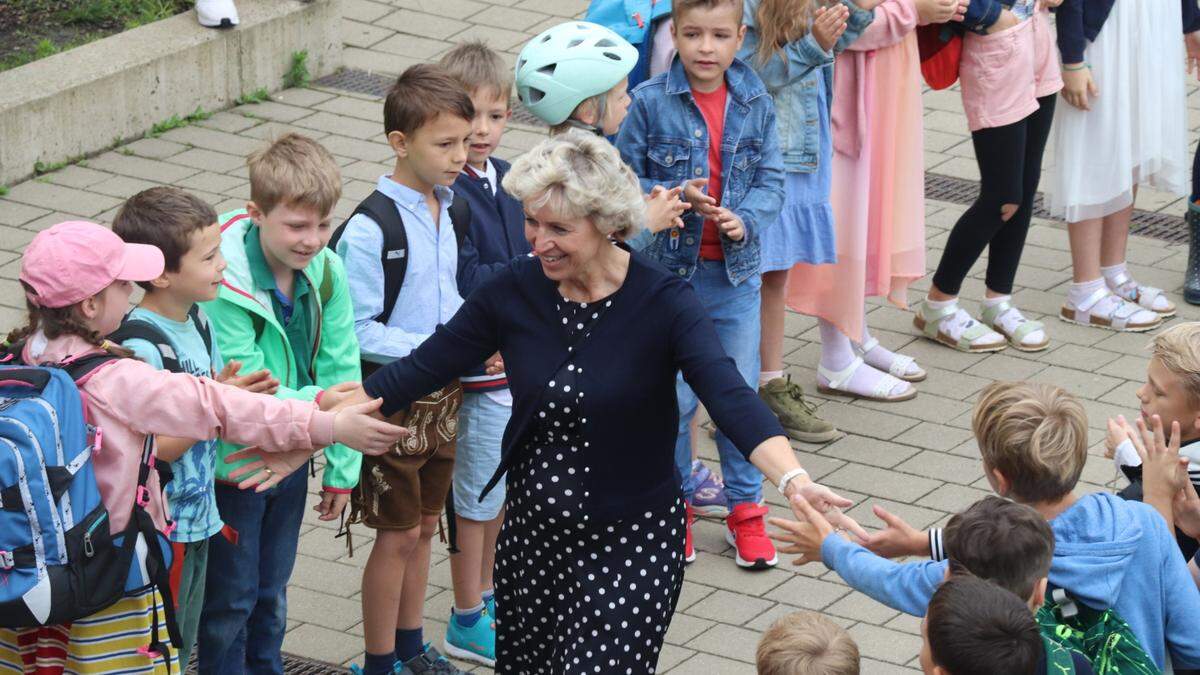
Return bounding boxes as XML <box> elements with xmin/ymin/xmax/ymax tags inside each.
<box><xmin>725</xmin><ymin>503</ymin><xmax>777</xmax><ymax>569</ymax></box>
<box><xmin>684</xmin><ymin>502</ymin><xmax>697</xmax><ymax>564</ymax></box>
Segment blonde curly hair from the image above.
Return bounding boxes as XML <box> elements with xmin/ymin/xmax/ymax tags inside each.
<box><xmin>502</xmin><ymin>130</ymin><xmax>646</xmax><ymax>240</ymax></box>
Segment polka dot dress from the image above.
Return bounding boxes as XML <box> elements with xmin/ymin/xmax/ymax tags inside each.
<box><xmin>493</xmin><ymin>294</ymin><xmax>686</xmax><ymax>674</ymax></box>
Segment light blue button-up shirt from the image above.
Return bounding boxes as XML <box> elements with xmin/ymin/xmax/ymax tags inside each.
<box><xmin>335</xmin><ymin>175</ymin><xmax>463</xmax><ymax>364</ymax></box>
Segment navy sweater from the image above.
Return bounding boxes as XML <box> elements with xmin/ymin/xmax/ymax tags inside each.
<box><xmin>364</xmin><ymin>247</ymin><xmax>786</xmax><ymax>521</ymax></box>
<box><xmin>452</xmin><ymin>158</ymin><xmax>531</xmax><ymax>393</ymax></box>
<box><xmin>1056</xmin><ymin>0</ymin><xmax>1200</xmax><ymax>65</ymax></box>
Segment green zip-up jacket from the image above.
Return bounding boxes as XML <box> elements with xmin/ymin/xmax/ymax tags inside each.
<box><xmin>202</xmin><ymin>209</ymin><xmax>362</xmax><ymax>491</ymax></box>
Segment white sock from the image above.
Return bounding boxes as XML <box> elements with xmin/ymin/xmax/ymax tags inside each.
<box><xmin>982</xmin><ymin>295</ymin><xmax>1044</xmax><ymax>347</ymax></box>
<box><xmin>1102</xmin><ymin>261</ymin><xmax>1171</xmax><ymax>311</ymax></box>
<box><xmin>858</xmin><ymin>325</ymin><xmax>922</xmax><ymax>377</ymax></box>
<box><xmin>818</xmin><ymin>320</ymin><xmax>855</xmax><ymax>371</ymax></box>
<box><xmin>924</xmin><ymin>297</ymin><xmax>990</xmax><ymax>343</ymax></box>
<box><xmin>1067</xmin><ymin>278</ymin><xmax>1106</xmax><ymax>309</ymax></box>
<box><xmin>1100</xmin><ymin>262</ymin><xmax>1128</xmax><ymax>287</ymax></box>
<box><xmin>759</xmin><ymin>370</ymin><xmax>783</xmax><ymax>387</ymax></box>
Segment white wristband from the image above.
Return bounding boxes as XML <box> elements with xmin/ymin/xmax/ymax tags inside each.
<box><xmin>777</xmin><ymin>467</ymin><xmax>810</xmax><ymax>497</ymax></box>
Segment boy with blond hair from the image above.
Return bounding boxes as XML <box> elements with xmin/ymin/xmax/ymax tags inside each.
<box><xmin>756</xmin><ymin>611</ymin><xmax>860</xmax><ymax>675</ymax></box>
<box><xmin>771</xmin><ymin>381</ymin><xmax>1200</xmax><ymax>671</ymax></box>
<box><xmin>197</xmin><ymin>133</ymin><xmax>364</xmax><ymax>674</ymax></box>
<box><xmin>431</xmin><ymin>40</ymin><xmax>528</xmax><ymax>667</ymax></box>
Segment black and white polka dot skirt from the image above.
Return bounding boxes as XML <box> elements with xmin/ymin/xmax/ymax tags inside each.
<box><xmin>492</xmin><ymin>453</ymin><xmax>686</xmax><ymax>674</ymax></box>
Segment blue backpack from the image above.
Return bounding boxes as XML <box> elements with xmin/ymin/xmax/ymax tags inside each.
<box><xmin>0</xmin><ymin>349</ymin><xmax>180</xmax><ymax>661</ymax></box>
<box><xmin>585</xmin><ymin>0</ymin><xmax>673</xmax><ymax>89</ymax></box>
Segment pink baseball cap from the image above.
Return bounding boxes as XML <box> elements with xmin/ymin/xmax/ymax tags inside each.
<box><xmin>20</xmin><ymin>221</ymin><xmax>165</xmax><ymax>308</ymax></box>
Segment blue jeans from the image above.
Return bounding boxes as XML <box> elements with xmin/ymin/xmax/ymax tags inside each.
<box><xmin>197</xmin><ymin>468</ymin><xmax>307</xmax><ymax>674</ymax></box>
<box><xmin>675</xmin><ymin>260</ymin><xmax>764</xmax><ymax>507</ymax></box>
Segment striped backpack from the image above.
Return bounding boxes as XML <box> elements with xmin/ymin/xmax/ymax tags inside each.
<box><xmin>0</xmin><ymin>349</ymin><xmax>180</xmax><ymax>659</ymax></box>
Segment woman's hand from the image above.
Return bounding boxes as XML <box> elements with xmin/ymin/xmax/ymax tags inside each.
<box><xmin>225</xmin><ymin>445</ymin><xmax>312</xmax><ymax>492</ymax></box>
<box><xmin>1061</xmin><ymin>65</ymin><xmax>1098</xmax><ymax>110</ymax></box>
<box><xmin>770</xmin><ymin>492</ymin><xmax>866</xmax><ymax>565</ymax></box>
<box><xmin>812</xmin><ymin>4</ymin><xmax>850</xmax><ymax>52</ymax></box>
<box><xmin>787</xmin><ymin>478</ymin><xmax>870</xmax><ymax>541</ymax></box>
<box><xmin>644</xmin><ymin>185</ymin><xmax>689</xmax><ymax>234</ymax></box>
<box><xmin>332</xmin><ymin>398</ymin><xmax>409</xmax><ymax>454</ymax></box>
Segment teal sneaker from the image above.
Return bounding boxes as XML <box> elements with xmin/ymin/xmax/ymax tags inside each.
<box><xmin>442</xmin><ymin>607</ymin><xmax>496</xmax><ymax>667</ymax></box>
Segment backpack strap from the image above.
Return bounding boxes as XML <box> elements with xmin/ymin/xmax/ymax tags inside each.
<box><xmin>448</xmin><ymin>194</ymin><xmax>472</xmax><ymax>252</ymax></box>
<box><xmin>189</xmin><ymin>306</ymin><xmax>213</xmax><ymax>358</ymax></box>
<box><xmin>329</xmin><ymin>190</ymin><xmax>408</xmax><ymax>324</ymax></box>
<box><xmin>108</xmin><ymin>319</ymin><xmax>182</xmax><ymax>373</ymax></box>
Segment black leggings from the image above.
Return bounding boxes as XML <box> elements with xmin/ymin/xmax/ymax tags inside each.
<box><xmin>932</xmin><ymin>94</ymin><xmax>1057</xmax><ymax>296</ymax></box>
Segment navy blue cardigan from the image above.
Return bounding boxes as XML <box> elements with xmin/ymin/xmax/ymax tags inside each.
<box><xmin>1056</xmin><ymin>0</ymin><xmax>1200</xmax><ymax>65</ymax></box>
<box><xmin>364</xmin><ymin>248</ymin><xmax>786</xmax><ymax>521</ymax></box>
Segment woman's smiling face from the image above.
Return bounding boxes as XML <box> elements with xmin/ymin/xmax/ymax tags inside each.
<box><xmin>523</xmin><ymin>197</ymin><xmax>608</xmax><ymax>283</ymax></box>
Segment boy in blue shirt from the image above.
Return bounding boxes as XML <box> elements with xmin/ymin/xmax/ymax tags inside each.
<box><xmin>334</xmin><ymin>64</ymin><xmax>474</xmax><ymax>675</ymax></box>
<box><xmin>435</xmin><ymin>41</ymin><xmax>529</xmax><ymax>668</ymax></box>
<box><xmin>111</xmin><ymin>187</ymin><xmax>280</xmax><ymax>668</ymax></box>
<box><xmin>615</xmin><ymin>0</ymin><xmax>785</xmax><ymax>570</ymax></box>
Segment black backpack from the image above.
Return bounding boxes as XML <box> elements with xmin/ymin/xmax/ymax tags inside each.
<box><xmin>328</xmin><ymin>190</ymin><xmax>472</xmax><ymax>326</ymax></box>
<box><xmin>108</xmin><ymin>306</ymin><xmax>213</xmax><ymax>374</ymax></box>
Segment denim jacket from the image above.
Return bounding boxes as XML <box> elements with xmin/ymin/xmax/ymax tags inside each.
<box><xmin>615</xmin><ymin>57</ymin><xmax>785</xmax><ymax>287</ymax></box>
<box><xmin>739</xmin><ymin>0</ymin><xmax>874</xmax><ymax>172</ymax></box>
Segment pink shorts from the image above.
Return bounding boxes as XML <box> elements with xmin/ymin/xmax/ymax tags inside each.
<box><xmin>959</xmin><ymin>8</ymin><xmax>1062</xmax><ymax>132</ymax></box>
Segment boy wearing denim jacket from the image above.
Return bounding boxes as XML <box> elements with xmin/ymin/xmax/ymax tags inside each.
<box><xmin>615</xmin><ymin>0</ymin><xmax>785</xmax><ymax>570</ymax></box>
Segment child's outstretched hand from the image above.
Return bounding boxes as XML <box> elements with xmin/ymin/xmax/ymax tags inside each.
<box><xmin>1173</xmin><ymin>480</ymin><xmax>1200</xmax><ymax>539</ymax></box>
<box><xmin>644</xmin><ymin>185</ymin><xmax>690</xmax><ymax>234</ymax></box>
<box><xmin>225</xmin><ymin>445</ymin><xmax>312</xmax><ymax>492</ymax></box>
<box><xmin>333</xmin><ymin>398</ymin><xmax>409</xmax><ymax>455</ymax></box>
<box><xmin>714</xmin><ymin>208</ymin><xmax>745</xmax><ymax>242</ymax></box>
<box><xmin>485</xmin><ymin>352</ymin><xmax>505</xmax><ymax>375</ymax></box>
<box><xmin>915</xmin><ymin>0</ymin><xmax>964</xmax><ymax>24</ymax></box>
<box><xmin>314</xmin><ymin>490</ymin><xmax>350</xmax><ymax>521</ymax></box>
<box><xmin>320</xmin><ymin>381</ymin><xmax>368</xmax><ymax>412</ymax></box>
<box><xmin>1061</xmin><ymin>65</ymin><xmax>1098</xmax><ymax>111</ymax></box>
<box><xmin>1132</xmin><ymin>415</ymin><xmax>1190</xmax><ymax>495</ymax></box>
<box><xmin>683</xmin><ymin>178</ymin><xmax>718</xmax><ymax>217</ymax></box>
<box><xmin>1105</xmin><ymin>415</ymin><xmax>1137</xmax><ymax>459</ymax></box>
<box><xmin>812</xmin><ymin>4</ymin><xmax>850</xmax><ymax>53</ymax></box>
<box><xmin>216</xmin><ymin>359</ymin><xmax>280</xmax><ymax>395</ymax></box>
<box><xmin>770</xmin><ymin>494</ymin><xmax>864</xmax><ymax>565</ymax></box>
<box><xmin>861</xmin><ymin>505</ymin><xmax>928</xmax><ymax>559</ymax></box>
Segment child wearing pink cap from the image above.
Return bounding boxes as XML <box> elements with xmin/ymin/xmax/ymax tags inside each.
<box><xmin>0</xmin><ymin>221</ymin><xmax>405</xmax><ymax>674</ymax></box>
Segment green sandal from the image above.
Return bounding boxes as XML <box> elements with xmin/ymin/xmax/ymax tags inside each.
<box><xmin>912</xmin><ymin>301</ymin><xmax>1007</xmax><ymax>353</ymax></box>
<box><xmin>980</xmin><ymin>300</ymin><xmax>1049</xmax><ymax>352</ymax></box>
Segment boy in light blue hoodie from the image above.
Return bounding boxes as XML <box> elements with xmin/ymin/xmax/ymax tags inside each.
<box><xmin>772</xmin><ymin>381</ymin><xmax>1200</xmax><ymax>671</ymax></box>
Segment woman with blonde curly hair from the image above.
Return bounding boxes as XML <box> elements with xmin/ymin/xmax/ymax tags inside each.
<box><xmin>324</xmin><ymin>131</ymin><xmax>864</xmax><ymax>672</ymax></box>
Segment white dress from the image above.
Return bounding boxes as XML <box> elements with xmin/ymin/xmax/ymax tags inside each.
<box><xmin>1044</xmin><ymin>0</ymin><xmax>1189</xmax><ymax>222</ymax></box>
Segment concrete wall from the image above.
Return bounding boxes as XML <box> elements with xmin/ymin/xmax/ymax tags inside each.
<box><xmin>0</xmin><ymin>0</ymin><xmax>342</xmax><ymax>187</ymax></box>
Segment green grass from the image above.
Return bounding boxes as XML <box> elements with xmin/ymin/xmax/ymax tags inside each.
<box><xmin>0</xmin><ymin>186</ymin><xmax>8</xmax><ymax>197</ymax></box>
<box><xmin>58</xmin><ymin>0</ymin><xmax>190</xmax><ymax>30</ymax></box>
<box><xmin>283</xmin><ymin>50</ymin><xmax>310</xmax><ymax>89</ymax></box>
<box><xmin>145</xmin><ymin>106</ymin><xmax>212</xmax><ymax>138</ymax></box>
<box><xmin>235</xmin><ymin>87</ymin><xmax>270</xmax><ymax>105</ymax></box>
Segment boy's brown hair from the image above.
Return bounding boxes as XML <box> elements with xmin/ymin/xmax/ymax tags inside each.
<box><xmin>943</xmin><ymin>496</ymin><xmax>1053</xmax><ymax>601</ymax></box>
<box><xmin>384</xmin><ymin>63</ymin><xmax>476</xmax><ymax>137</ymax></box>
<box><xmin>113</xmin><ymin>186</ymin><xmax>217</xmax><ymax>290</ymax></box>
<box><xmin>926</xmin><ymin>575</ymin><xmax>1043</xmax><ymax>675</ymax></box>
<box><xmin>672</xmin><ymin>0</ymin><xmax>744</xmax><ymax>24</ymax></box>
<box><xmin>247</xmin><ymin>133</ymin><xmax>341</xmax><ymax>218</ymax></box>
<box><xmin>972</xmin><ymin>381</ymin><xmax>1088</xmax><ymax>504</ymax></box>
<box><xmin>756</xmin><ymin>611</ymin><xmax>860</xmax><ymax>675</ymax></box>
<box><xmin>437</xmin><ymin>40</ymin><xmax>513</xmax><ymax>107</ymax></box>
<box><xmin>1151</xmin><ymin>322</ymin><xmax>1200</xmax><ymax>407</ymax></box>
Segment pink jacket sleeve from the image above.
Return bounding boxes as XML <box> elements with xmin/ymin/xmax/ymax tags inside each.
<box><xmin>848</xmin><ymin>0</ymin><xmax>919</xmax><ymax>51</ymax></box>
<box><xmin>86</xmin><ymin>359</ymin><xmax>336</xmax><ymax>451</ymax></box>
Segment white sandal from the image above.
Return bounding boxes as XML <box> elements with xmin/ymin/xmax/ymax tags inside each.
<box><xmin>979</xmin><ymin>300</ymin><xmax>1049</xmax><ymax>352</ymax></box>
<box><xmin>817</xmin><ymin>356</ymin><xmax>917</xmax><ymax>403</ymax></box>
<box><xmin>1059</xmin><ymin>288</ymin><xmax>1162</xmax><ymax>332</ymax></box>
<box><xmin>1106</xmin><ymin>270</ymin><xmax>1176</xmax><ymax>318</ymax></box>
<box><xmin>854</xmin><ymin>337</ymin><xmax>926</xmax><ymax>382</ymax></box>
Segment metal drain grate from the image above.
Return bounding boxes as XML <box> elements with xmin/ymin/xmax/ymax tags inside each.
<box><xmin>925</xmin><ymin>173</ymin><xmax>1189</xmax><ymax>245</ymax></box>
<box><xmin>315</xmin><ymin>68</ymin><xmax>547</xmax><ymax>127</ymax></box>
<box><xmin>185</xmin><ymin>653</ymin><xmax>348</xmax><ymax>673</ymax></box>
<box><xmin>316</xmin><ymin>69</ymin><xmax>1189</xmax><ymax>244</ymax></box>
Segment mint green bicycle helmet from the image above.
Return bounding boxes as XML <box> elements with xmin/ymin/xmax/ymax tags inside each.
<box><xmin>515</xmin><ymin>21</ymin><xmax>639</xmax><ymax>126</ymax></box>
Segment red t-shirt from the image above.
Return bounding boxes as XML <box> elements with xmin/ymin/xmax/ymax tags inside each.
<box><xmin>692</xmin><ymin>82</ymin><xmax>727</xmax><ymax>261</ymax></box>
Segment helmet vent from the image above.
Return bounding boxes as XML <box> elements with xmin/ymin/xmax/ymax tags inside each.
<box><xmin>537</xmin><ymin>64</ymin><xmax>556</xmax><ymax>77</ymax></box>
<box><xmin>567</xmin><ymin>38</ymin><xmax>584</xmax><ymax>48</ymax></box>
<box><xmin>517</xmin><ymin>58</ymin><xmax>526</xmax><ymax>69</ymax></box>
<box><xmin>528</xmin><ymin>87</ymin><xmax>546</xmax><ymax>104</ymax></box>
<box><xmin>540</xmin><ymin>34</ymin><xmax>552</xmax><ymax>42</ymax></box>
<box><xmin>595</xmin><ymin>38</ymin><xmax>617</xmax><ymax>47</ymax></box>
<box><xmin>602</xmin><ymin>51</ymin><xmax>622</xmax><ymax>61</ymax></box>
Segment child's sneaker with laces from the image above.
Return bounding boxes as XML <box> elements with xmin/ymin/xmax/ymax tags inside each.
<box><xmin>443</xmin><ymin>607</ymin><xmax>496</xmax><ymax>667</ymax></box>
<box><xmin>398</xmin><ymin>644</ymin><xmax>468</xmax><ymax>674</ymax></box>
<box><xmin>724</xmin><ymin>503</ymin><xmax>778</xmax><ymax>569</ymax></box>
<box><xmin>690</xmin><ymin>461</ymin><xmax>728</xmax><ymax>518</ymax></box>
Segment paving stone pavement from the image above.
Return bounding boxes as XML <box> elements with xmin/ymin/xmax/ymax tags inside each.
<box><xmin>3</xmin><ymin>1</ymin><xmax>1200</xmax><ymax>672</ymax></box>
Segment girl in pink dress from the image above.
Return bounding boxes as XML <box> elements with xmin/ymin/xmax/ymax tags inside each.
<box><xmin>786</xmin><ymin>0</ymin><xmax>962</xmax><ymax>401</ymax></box>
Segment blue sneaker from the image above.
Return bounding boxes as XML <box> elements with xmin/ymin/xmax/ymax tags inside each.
<box><xmin>443</xmin><ymin>607</ymin><xmax>496</xmax><ymax>667</ymax></box>
<box><xmin>348</xmin><ymin>661</ymin><xmax>401</xmax><ymax>675</ymax></box>
<box><xmin>398</xmin><ymin>644</ymin><xmax>467</xmax><ymax>674</ymax></box>
<box><xmin>690</xmin><ymin>461</ymin><xmax>728</xmax><ymax>518</ymax></box>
